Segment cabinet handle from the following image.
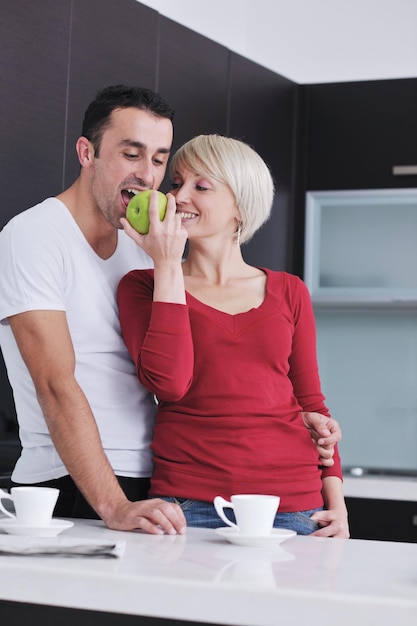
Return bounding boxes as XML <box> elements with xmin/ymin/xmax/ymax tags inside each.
<box><xmin>392</xmin><ymin>165</ymin><xmax>417</xmax><ymax>176</ymax></box>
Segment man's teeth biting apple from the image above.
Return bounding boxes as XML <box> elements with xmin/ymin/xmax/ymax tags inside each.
<box><xmin>122</xmin><ymin>189</ymin><xmax>139</xmax><ymax>208</ymax></box>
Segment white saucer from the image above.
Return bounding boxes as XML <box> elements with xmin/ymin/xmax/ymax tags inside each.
<box><xmin>0</xmin><ymin>518</ymin><xmax>74</xmax><ymax>537</ymax></box>
<box><xmin>215</xmin><ymin>527</ymin><xmax>296</xmax><ymax>547</ymax></box>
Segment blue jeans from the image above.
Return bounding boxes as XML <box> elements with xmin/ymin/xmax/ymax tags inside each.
<box><xmin>159</xmin><ymin>497</ymin><xmax>322</xmax><ymax>535</ymax></box>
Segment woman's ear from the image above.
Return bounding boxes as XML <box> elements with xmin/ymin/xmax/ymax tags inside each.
<box><xmin>235</xmin><ymin>208</ymin><xmax>243</xmax><ymax>222</ymax></box>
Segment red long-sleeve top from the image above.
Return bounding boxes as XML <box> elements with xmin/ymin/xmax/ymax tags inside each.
<box><xmin>117</xmin><ymin>268</ymin><xmax>342</xmax><ymax>512</ymax></box>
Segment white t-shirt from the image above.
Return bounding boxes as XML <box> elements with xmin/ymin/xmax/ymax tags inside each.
<box><xmin>0</xmin><ymin>198</ymin><xmax>155</xmax><ymax>482</ymax></box>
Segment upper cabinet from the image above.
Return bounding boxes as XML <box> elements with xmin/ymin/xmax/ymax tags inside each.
<box><xmin>291</xmin><ymin>77</ymin><xmax>417</xmax><ymax>276</ymax></box>
<box><xmin>304</xmin><ymin>188</ymin><xmax>417</xmax><ymax>307</ymax></box>
<box><xmin>305</xmin><ymin>78</ymin><xmax>417</xmax><ymax>191</ymax></box>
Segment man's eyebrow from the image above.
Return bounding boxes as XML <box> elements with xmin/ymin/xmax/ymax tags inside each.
<box><xmin>120</xmin><ymin>139</ymin><xmax>170</xmax><ymax>154</ymax></box>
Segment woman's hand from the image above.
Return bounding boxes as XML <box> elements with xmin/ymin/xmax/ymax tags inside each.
<box><xmin>121</xmin><ymin>191</ymin><xmax>187</xmax><ymax>265</ymax></box>
<box><xmin>121</xmin><ymin>191</ymin><xmax>188</xmax><ymax>304</ymax></box>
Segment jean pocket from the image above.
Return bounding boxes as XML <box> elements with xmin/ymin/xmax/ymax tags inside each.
<box><xmin>294</xmin><ymin>510</ymin><xmax>320</xmax><ymax>533</ymax></box>
<box><xmin>173</xmin><ymin>498</ymin><xmax>194</xmax><ymax>511</ymax></box>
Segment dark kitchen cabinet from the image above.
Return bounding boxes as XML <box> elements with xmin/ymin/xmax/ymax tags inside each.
<box><xmin>305</xmin><ymin>78</ymin><xmax>417</xmax><ymax>191</ymax></box>
<box><xmin>299</xmin><ymin>80</ymin><xmax>417</xmax><ymax>525</ymax></box>
<box><xmin>347</xmin><ymin>497</ymin><xmax>417</xmax><ymax>543</ymax></box>
<box><xmin>291</xmin><ymin>77</ymin><xmax>417</xmax><ymax>277</ymax></box>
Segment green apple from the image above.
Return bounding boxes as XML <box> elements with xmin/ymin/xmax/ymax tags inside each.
<box><xmin>126</xmin><ymin>190</ymin><xmax>168</xmax><ymax>234</ymax></box>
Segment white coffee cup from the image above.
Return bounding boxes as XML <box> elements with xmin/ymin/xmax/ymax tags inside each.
<box><xmin>0</xmin><ymin>487</ymin><xmax>59</xmax><ymax>526</ymax></box>
<box><xmin>214</xmin><ymin>494</ymin><xmax>280</xmax><ymax>536</ymax></box>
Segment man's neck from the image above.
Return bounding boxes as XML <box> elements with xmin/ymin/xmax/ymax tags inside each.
<box><xmin>57</xmin><ymin>180</ymin><xmax>118</xmax><ymax>259</ymax></box>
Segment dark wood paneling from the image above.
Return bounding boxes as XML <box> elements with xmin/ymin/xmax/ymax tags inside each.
<box><xmin>0</xmin><ymin>0</ymin><xmax>70</xmax><ymax>228</ymax></box>
<box><xmin>64</xmin><ymin>0</ymin><xmax>160</xmax><ymax>188</ymax></box>
<box><xmin>229</xmin><ymin>53</ymin><xmax>297</xmax><ymax>271</ymax></box>
<box><xmin>157</xmin><ymin>17</ymin><xmax>230</xmax><ymax>191</ymax></box>
<box><xmin>306</xmin><ymin>78</ymin><xmax>417</xmax><ymax>191</ymax></box>
<box><xmin>0</xmin><ymin>0</ymin><xmax>71</xmax><ymax>452</ymax></box>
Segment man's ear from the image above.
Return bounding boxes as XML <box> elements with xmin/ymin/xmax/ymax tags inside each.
<box><xmin>76</xmin><ymin>136</ymin><xmax>95</xmax><ymax>168</ymax></box>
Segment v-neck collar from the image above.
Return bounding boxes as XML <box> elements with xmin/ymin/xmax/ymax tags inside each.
<box><xmin>184</xmin><ymin>268</ymin><xmax>281</xmax><ymax>335</ymax></box>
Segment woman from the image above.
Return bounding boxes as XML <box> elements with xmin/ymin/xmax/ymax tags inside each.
<box><xmin>118</xmin><ymin>134</ymin><xmax>349</xmax><ymax>537</ymax></box>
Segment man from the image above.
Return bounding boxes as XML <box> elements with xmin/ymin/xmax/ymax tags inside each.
<box><xmin>0</xmin><ymin>85</ymin><xmax>340</xmax><ymax>534</ymax></box>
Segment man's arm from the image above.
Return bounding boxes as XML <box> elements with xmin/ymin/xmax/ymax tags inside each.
<box><xmin>302</xmin><ymin>411</ymin><xmax>342</xmax><ymax>467</ymax></box>
<box><xmin>311</xmin><ymin>476</ymin><xmax>350</xmax><ymax>538</ymax></box>
<box><xmin>8</xmin><ymin>310</ymin><xmax>186</xmax><ymax>534</ymax></box>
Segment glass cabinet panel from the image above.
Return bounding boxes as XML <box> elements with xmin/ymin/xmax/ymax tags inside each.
<box><xmin>304</xmin><ymin>189</ymin><xmax>417</xmax><ymax>475</ymax></box>
<box><xmin>304</xmin><ymin>189</ymin><xmax>417</xmax><ymax>305</ymax></box>
<box><xmin>316</xmin><ymin>310</ymin><xmax>417</xmax><ymax>473</ymax></box>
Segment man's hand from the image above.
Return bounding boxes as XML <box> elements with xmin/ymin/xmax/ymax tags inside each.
<box><xmin>302</xmin><ymin>411</ymin><xmax>342</xmax><ymax>467</ymax></box>
<box><xmin>311</xmin><ymin>475</ymin><xmax>350</xmax><ymax>538</ymax></box>
<box><xmin>102</xmin><ymin>498</ymin><xmax>187</xmax><ymax>535</ymax></box>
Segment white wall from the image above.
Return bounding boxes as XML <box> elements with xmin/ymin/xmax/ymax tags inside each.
<box><xmin>139</xmin><ymin>0</ymin><xmax>417</xmax><ymax>83</ymax></box>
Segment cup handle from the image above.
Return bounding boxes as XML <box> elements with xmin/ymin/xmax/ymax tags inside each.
<box><xmin>0</xmin><ymin>489</ymin><xmax>16</xmax><ymax>520</ymax></box>
<box><xmin>213</xmin><ymin>496</ymin><xmax>238</xmax><ymax>530</ymax></box>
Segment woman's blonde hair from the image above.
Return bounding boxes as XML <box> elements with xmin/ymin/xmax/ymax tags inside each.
<box><xmin>169</xmin><ymin>134</ymin><xmax>275</xmax><ymax>244</ymax></box>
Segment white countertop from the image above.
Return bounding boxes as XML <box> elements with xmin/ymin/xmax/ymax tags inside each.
<box><xmin>0</xmin><ymin>518</ymin><xmax>417</xmax><ymax>625</ymax></box>
<box><xmin>343</xmin><ymin>474</ymin><xmax>417</xmax><ymax>501</ymax></box>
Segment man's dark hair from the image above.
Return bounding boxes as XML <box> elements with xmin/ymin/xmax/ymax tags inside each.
<box><xmin>82</xmin><ymin>85</ymin><xmax>175</xmax><ymax>156</ymax></box>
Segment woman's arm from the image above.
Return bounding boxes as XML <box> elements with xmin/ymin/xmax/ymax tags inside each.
<box><xmin>118</xmin><ymin>194</ymin><xmax>193</xmax><ymax>400</ymax></box>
